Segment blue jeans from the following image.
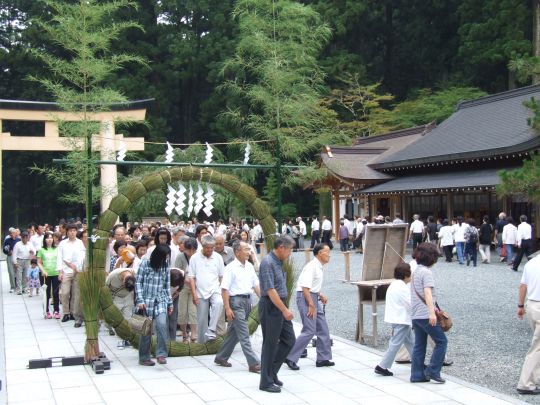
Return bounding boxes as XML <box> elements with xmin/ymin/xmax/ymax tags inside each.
<box><xmin>139</xmin><ymin>311</ymin><xmax>168</xmax><ymax>361</ymax></box>
<box><xmin>411</xmin><ymin>319</ymin><xmax>447</xmax><ymax>381</ymax></box>
<box><xmin>505</xmin><ymin>244</ymin><xmax>514</xmax><ymax>264</ymax></box>
<box><xmin>456</xmin><ymin>242</ymin><xmax>465</xmax><ymax>264</ymax></box>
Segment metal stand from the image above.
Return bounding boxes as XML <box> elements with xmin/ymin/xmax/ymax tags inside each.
<box><xmin>28</xmin><ymin>352</ymin><xmax>111</xmax><ymax>375</ymax></box>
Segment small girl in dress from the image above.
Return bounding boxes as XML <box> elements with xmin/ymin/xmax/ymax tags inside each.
<box><xmin>27</xmin><ymin>258</ymin><xmax>41</xmax><ymax>297</ymax></box>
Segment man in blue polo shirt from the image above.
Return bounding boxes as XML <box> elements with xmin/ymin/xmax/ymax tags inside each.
<box><xmin>258</xmin><ymin>235</ymin><xmax>296</xmax><ymax>393</ymax></box>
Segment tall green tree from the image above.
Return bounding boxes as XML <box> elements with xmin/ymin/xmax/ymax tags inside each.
<box><xmin>31</xmin><ymin>0</ymin><xmax>144</xmax><ymax>360</ymax></box>
<box><xmin>458</xmin><ymin>0</ymin><xmax>531</xmax><ymax>91</ymax></box>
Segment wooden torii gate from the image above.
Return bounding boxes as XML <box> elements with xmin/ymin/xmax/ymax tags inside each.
<box><xmin>0</xmin><ymin>99</ymin><xmax>151</xmax><ymax>230</ymax></box>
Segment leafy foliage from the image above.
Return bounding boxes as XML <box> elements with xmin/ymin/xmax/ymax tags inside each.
<box><xmin>219</xmin><ymin>0</ymin><xmax>337</xmax><ymax>165</ymax></box>
<box><xmin>497</xmin><ymin>156</ymin><xmax>540</xmax><ymax>203</ymax></box>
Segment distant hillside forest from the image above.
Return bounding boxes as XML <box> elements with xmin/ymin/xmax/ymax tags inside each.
<box><xmin>1</xmin><ymin>0</ymin><xmax>538</xmax><ymax>227</ymax></box>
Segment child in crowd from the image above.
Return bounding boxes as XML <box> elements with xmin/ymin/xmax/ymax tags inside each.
<box><xmin>27</xmin><ymin>258</ymin><xmax>41</xmax><ymax>297</ymax></box>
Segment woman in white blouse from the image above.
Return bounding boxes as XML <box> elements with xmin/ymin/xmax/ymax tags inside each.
<box><xmin>502</xmin><ymin>217</ymin><xmax>518</xmax><ymax>266</ymax></box>
<box><xmin>374</xmin><ymin>263</ymin><xmax>413</xmax><ymax>376</ymax></box>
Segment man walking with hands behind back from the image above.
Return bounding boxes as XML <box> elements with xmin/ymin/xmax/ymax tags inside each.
<box><xmin>258</xmin><ymin>236</ymin><xmax>296</xmax><ymax>393</ymax></box>
<box><xmin>285</xmin><ymin>243</ymin><xmax>334</xmax><ymax>370</ymax></box>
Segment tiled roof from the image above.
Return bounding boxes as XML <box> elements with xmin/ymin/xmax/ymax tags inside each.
<box><xmin>321</xmin><ymin>124</ymin><xmax>433</xmax><ymax>182</ymax></box>
<box><xmin>372</xmin><ymin>85</ymin><xmax>540</xmax><ymax>169</ymax></box>
<box><xmin>357</xmin><ymin>168</ymin><xmax>508</xmax><ymax>195</ymax></box>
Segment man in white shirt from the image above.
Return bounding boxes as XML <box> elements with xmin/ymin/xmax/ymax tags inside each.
<box><xmin>12</xmin><ymin>231</ymin><xmax>35</xmax><ymax>295</ymax></box>
<box><xmin>321</xmin><ymin>216</ymin><xmax>333</xmax><ymax>249</ymax></box>
<box><xmin>188</xmin><ymin>234</ymin><xmax>225</xmax><ymax>342</ymax></box>
<box><xmin>214</xmin><ymin>241</ymin><xmax>261</xmax><ymax>372</ymax></box>
<box><xmin>310</xmin><ymin>215</ymin><xmax>320</xmax><ymax>248</ymax></box>
<box><xmin>30</xmin><ymin>224</ymin><xmax>44</xmax><ymax>253</ymax></box>
<box><xmin>252</xmin><ymin>219</ymin><xmax>263</xmax><ymax>253</ymax></box>
<box><xmin>513</xmin><ymin>215</ymin><xmax>534</xmax><ymax>272</ymax></box>
<box><xmin>57</xmin><ymin>224</ymin><xmax>86</xmax><ymax>323</ymax></box>
<box><xmin>297</xmin><ymin>217</ymin><xmax>307</xmax><ymax>250</ymax></box>
<box><xmin>285</xmin><ymin>243</ymin><xmax>334</xmax><ymax>370</ymax></box>
<box><xmin>516</xmin><ymin>255</ymin><xmax>540</xmax><ymax>394</ymax></box>
<box><xmin>408</xmin><ymin>214</ymin><xmax>425</xmax><ymax>249</ymax></box>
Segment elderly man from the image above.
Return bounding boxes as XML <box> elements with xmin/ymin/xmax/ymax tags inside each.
<box><xmin>285</xmin><ymin>243</ymin><xmax>334</xmax><ymax>370</ymax></box>
<box><xmin>188</xmin><ymin>234</ymin><xmax>225</xmax><ymax>342</ymax></box>
<box><xmin>12</xmin><ymin>230</ymin><xmax>34</xmax><ymax>295</ymax></box>
<box><xmin>214</xmin><ymin>241</ymin><xmax>261</xmax><ymax>373</ymax></box>
<box><xmin>258</xmin><ymin>236</ymin><xmax>296</xmax><ymax>393</ymax></box>
<box><xmin>516</xmin><ymin>254</ymin><xmax>540</xmax><ymax>394</ymax></box>
<box><xmin>4</xmin><ymin>227</ymin><xmax>20</xmax><ymax>293</ymax></box>
<box><xmin>214</xmin><ymin>234</ymin><xmax>235</xmax><ymax>266</ymax></box>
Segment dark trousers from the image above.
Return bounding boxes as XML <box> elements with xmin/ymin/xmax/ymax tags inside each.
<box><xmin>443</xmin><ymin>245</ymin><xmax>453</xmax><ymax>262</ymax></box>
<box><xmin>412</xmin><ymin>233</ymin><xmax>423</xmax><ymax>249</ymax></box>
<box><xmin>310</xmin><ymin>231</ymin><xmax>320</xmax><ymax>249</ymax></box>
<box><xmin>168</xmin><ymin>296</ymin><xmax>179</xmax><ymax>341</ymax></box>
<box><xmin>322</xmin><ymin>230</ymin><xmax>333</xmax><ymax>249</ymax></box>
<box><xmin>45</xmin><ymin>275</ymin><xmax>60</xmax><ymax>313</ymax></box>
<box><xmin>464</xmin><ymin>242</ymin><xmax>477</xmax><ymax>266</ymax></box>
<box><xmin>513</xmin><ymin>239</ymin><xmax>534</xmax><ymax>271</ymax></box>
<box><xmin>340</xmin><ymin>238</ymin><xmax>348</xmax><ymax>252</ymax></box>
<box><xmin>258</xmin><ymin>296</ymin><xmax>295</xmax><ymax>389</ymax></box>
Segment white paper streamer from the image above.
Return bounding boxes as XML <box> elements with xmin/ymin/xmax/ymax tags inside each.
<box><xmin>194</xmin><ymin>184</ymin><xmax>205</xmax><ymax>213</ymax></box>
<box><xmin>165</xmin><ymin>184</ymin><xmax>176</xmax><ymax>216</ymax></box>
<box><xmin>116</xmin><ymin>141</ymin><xmax>126</xmax><ymax>161</ymax></box>
<box><xmin>165</xmin><ymin>141</ymin><xmax>174</xmax><ymax>164</ymax></box>
<box><xmin>175</xmin><ymin>183</ymin><xmax>186</xmax><ymax>216</ymax></box>
<box><xmin>204</xmin><ymin>142</ymin><xmax>213</xmax><ymax>164</ymax></box>
<box><xmin>187</xmin><ymin>184</ymin><xmax>194</xmax><ymax>216</ymax></box>
<box><xmin>203</xmin><ymin>184</ymin><xmax>215</xmax><ymax>217</ymax></box>
<box><xmin>243</xmin><ymin>141</ymin><xmax>251</xmax><ymax>165</ymax></box>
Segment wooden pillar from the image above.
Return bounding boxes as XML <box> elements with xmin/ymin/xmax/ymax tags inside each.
<box><xmin>447</xmin><ymin>192</ymin><xmax>453</xmax><ymax>220</ymax></box>
<box><xmin>100</xmin><ymin>120</ymin><xmax>118</xmax><ymax>213</ymax></box>
<box><xmin>343</xmin><ymin>251</ymin><xmax>351</xmax><ymax>282</ymax></box>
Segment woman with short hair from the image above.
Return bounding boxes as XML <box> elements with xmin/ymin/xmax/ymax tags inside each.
<box><xmin>410</xmin><ymin>243</ymin><xmax>447</xmax><ymax>384</ymax></box>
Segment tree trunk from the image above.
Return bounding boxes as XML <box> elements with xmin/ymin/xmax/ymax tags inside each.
<box><xmin>534</xmin><ymin>0</ymin><xmax>540</xmax><ymax>84</ymax></box>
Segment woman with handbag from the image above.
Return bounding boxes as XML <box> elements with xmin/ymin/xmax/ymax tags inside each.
<box><xmin>410</xmin><ymin>243</ymin><xmax>448</xmax><ymax>384</ymax></box>
<box><xmin>135</xmin><ymin>244</ymin><xmax>174</xmax><ymax>366</ymax></box>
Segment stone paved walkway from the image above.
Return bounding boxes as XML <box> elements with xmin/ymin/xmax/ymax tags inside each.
<box><xmin>0</xmin><ymin>260</ymin><xmax>527</xmax><ymax>405</ymax></box>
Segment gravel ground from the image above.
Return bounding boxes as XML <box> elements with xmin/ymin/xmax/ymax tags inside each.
<box><xmin>288</xmin><ymin>247</ymin><xmax>539</xmax><ymax>403</ymax></box>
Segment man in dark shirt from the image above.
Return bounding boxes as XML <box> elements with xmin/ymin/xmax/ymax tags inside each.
<box><xmin>3</xmin><ymin>228</ymin><xmax>20</xmax><ymax>293</ymax></box>
<box><xmin>258</xmin><ymin>235</ymin><xmax>296</xmax><ymax>393</ymax></box>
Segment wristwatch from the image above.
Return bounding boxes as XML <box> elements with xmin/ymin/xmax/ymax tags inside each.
<box><xmin>518</xmin><ymin>304</ymin><xmax>525</xmax><ymax>308</ymax></box>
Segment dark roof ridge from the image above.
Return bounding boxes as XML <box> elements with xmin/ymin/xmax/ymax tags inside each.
<box><xmin>353</xmin><ymin>122</ymin><xmax>435</xmax><ymax>145</ymax></box>
<box><xmin>326</xmin><ymin>146</ymin><xmax>388</xmax><ymax>155</ymax></box>
<box><xmin>0</xmin><ymin>98</ymin><xmax>154</xmax><ymax>111</ymax></box>
<box><xmin>457</xmin><ymin>84</ymin><xmax>540</xmax><ymax>110</ymax></box>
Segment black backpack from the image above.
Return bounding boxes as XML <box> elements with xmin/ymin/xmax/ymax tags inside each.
<box><xmin>469</xmin><ymin>228</ymin><xmax>478</xmax><ymax>243</ymax></box>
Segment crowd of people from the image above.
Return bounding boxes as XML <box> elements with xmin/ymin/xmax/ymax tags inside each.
<box><xmin>2</xmin><ymin>210</ymin><xmax>538</xmax><ymax>395</ymax></box>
